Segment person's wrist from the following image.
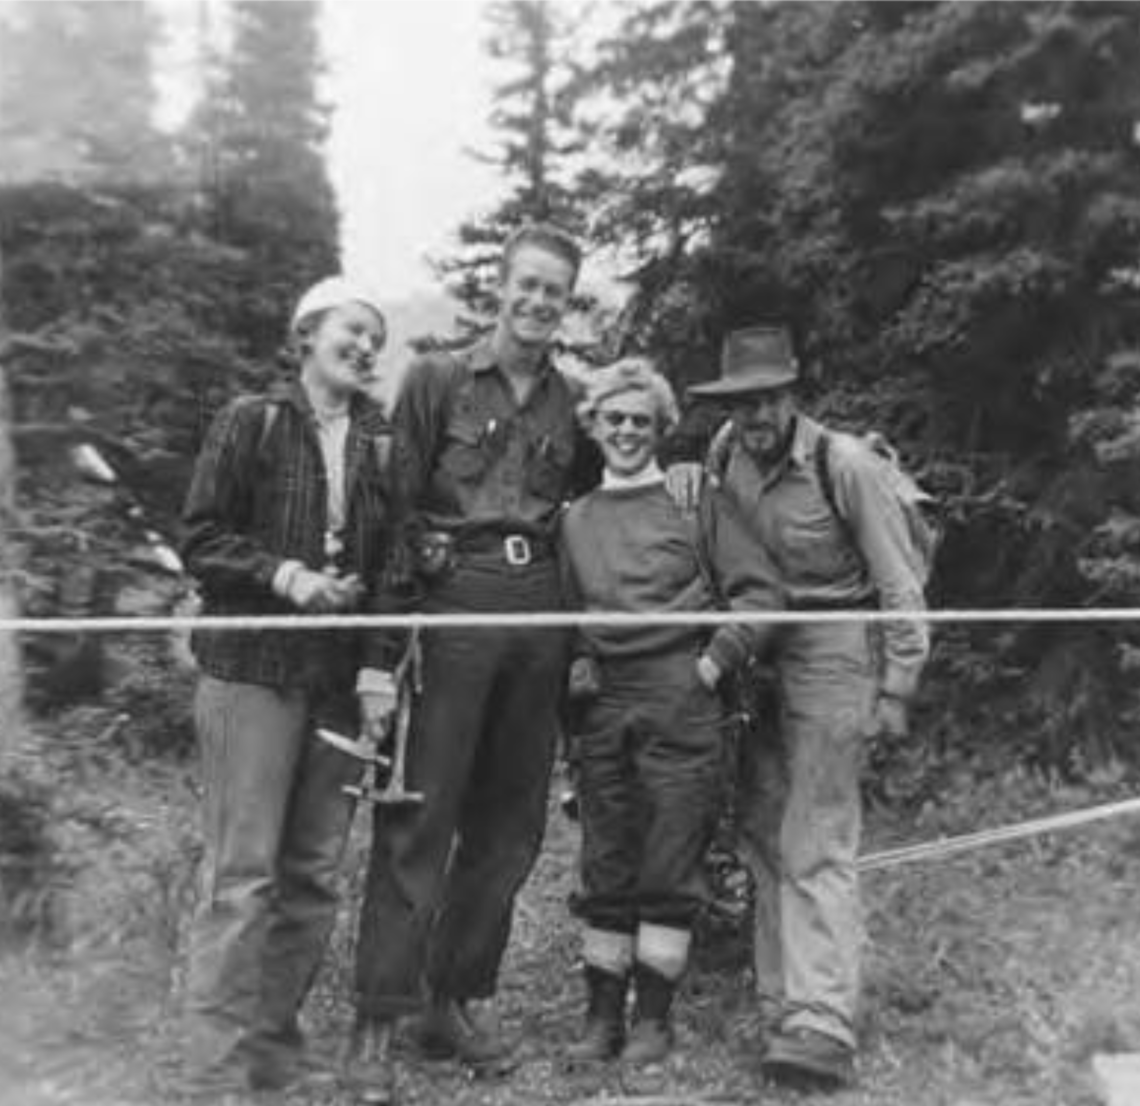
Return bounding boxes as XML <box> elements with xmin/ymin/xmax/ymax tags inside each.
<box><xmin>357</xmin><ymin>667</ymin><xmax>396</xmax><ymax>697</ymax></box>
<box><xmin>272</xmin><ymin>559</ymin><xmax>305</xmax><ymax>599</ymax></box>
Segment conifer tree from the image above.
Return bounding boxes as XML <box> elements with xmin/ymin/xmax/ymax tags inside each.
<box><xmin>189</xmin><ymin>0</ymin><xmax>339</xmax><ymax>358</ymax></box>
<box><xmin>436</xmin><ymin>1</ymin><xmax>589</xmax><ymax>328</ymax></box>
<box><xmin>0</xmin><ymin>245</ymin><xmax>26</xmax><ymax>746</ymax></box>
<box><xmin>0</xmin><ymin>0</ymin><xmax>170</xmax><ymax>187</ymax></box>
<box><xmin>568</xmin><ymin>1</ymin><xmax>734</xmax><ymax>368</ymax></box>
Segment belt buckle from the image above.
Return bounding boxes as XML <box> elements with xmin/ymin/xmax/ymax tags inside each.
<box><xmin>503</xmin><ymin>534</ymin><xmax>532</xmax><ymax>566</ymax></box>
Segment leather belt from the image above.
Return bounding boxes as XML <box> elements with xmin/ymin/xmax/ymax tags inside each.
<box><xmin>790</xmin><ymin>594</ymin><xmax>877</xmax><ymax>612</ymax></box>
<box><xmin>454</xmin><ymin>531</ymin><xmax>555</xmax><ymax>567</ymax></box>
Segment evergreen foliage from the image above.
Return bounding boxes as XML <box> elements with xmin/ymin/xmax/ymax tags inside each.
<box><xmin>570</xmin><ymin>0</ymin><xmax>1140</xmax><ymax>775</ymax></box>
<box><xmin>187</xmin><ymin>0</ymin><xmax>340</xmax><ymax>358</ymax></box>
<box><xmin>434</xmin><ymin>1</ymin><xmax>591</xmax><ymax>332</ymax></box>
<box><xmin>0</xmin><ymin>0</ymin><xmax>339</xmax><ymax>717</ymax></box>
<box><xmin>0</xmin><ymin>0</ymin><xmax>172</xmax><ymax>187</ymax></box>
<box><xmin>3</xmin><ymin>0</ymin><xmax>1140</xmax><ymax>777</ymax></box>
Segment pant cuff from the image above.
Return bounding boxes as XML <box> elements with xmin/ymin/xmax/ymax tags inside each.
<box><xmin>635</xmin><ymin>922</ymin><xmax>691</xmax><ymax>981</ymax></box>
<box><xmin>583</xmin><ymin>926</ymin><xmax>635</xmax><ymax>975</ymax></box>
<box><xmin>783</xmin><ymin>1007</ymin><xmax>856</xmax><ymax>1050</ymax></box>
<box><xmin>355</xmin><ymin>995</ymin><xmax>422</xmax><ymax>1021</ymax></box>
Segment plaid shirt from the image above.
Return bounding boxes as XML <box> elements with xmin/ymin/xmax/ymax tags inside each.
<box><xmin>180</xmin><ymin>380</ymin><xmax>395</xmax><ymax>691</ymax></box>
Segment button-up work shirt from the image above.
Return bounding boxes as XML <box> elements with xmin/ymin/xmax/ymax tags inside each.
<box><xmin>720</xmin><ymin>414</ymin><xmax>929</xmax><ymax>698</ymax></box>
<box><xmin>391</xmin><ymin>338</ymin><xmax>596</xmax><ymax>540</ymax></box>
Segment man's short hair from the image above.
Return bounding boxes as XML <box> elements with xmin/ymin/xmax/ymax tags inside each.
<box><xmin>501</xmin><ymin>222</ymin><xmax>582</xmax><ymax>285</ymax></box>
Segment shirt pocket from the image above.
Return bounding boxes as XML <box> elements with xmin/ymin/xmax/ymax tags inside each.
<box><xmin>438</xmin><ymin>412</ymin><xmax>490</xmax><ymax>485</ymax></box>
<box><xmin>525</xmin><ymin>426</ymin><xmax>574</xmax><ymax>501</ymax></box>
<box><xmin>778</xmin><ymin>499</ymin><xmax>850</xmax><ymax>584</ymax></box>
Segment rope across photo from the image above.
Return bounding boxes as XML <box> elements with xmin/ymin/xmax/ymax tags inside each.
<box><xmin>13</xmin><ymin>604</ymin><xmax>1140</xmax><ymax>872</ymax></box>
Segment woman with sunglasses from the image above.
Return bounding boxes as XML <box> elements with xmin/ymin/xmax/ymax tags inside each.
<box><xmin>559</xmin><ymin>358</ymin><xmax>779</xmax><ymax>1066</ymax></box>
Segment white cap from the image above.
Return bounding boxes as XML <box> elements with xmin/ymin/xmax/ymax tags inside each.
<box><xmin>290</xmin><ymin>276</ymin><xmax>386</xmax><ymax>331</ymax></box>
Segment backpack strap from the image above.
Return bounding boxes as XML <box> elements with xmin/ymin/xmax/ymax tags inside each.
<box><xmin>227</xmin><ymin>393</ymin><xmax>281</xmax><ymax>464</ymax></box>
<box><xmin>813</xmin><ymin>430</ymin><xmax>862</xmax><ymax>559</ymax></box>
<box><xmin>685</xmin><ymin>496</ymin><xmax>726</xmax><ymax>609</ymax></box>
<box><xmin>258</xmin><ymin>400</ymin><xmax>280</xmax><ymax>460</ymax></box>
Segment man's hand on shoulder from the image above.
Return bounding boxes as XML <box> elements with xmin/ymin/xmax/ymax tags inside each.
<box><xmin>664</xmin><ymin>462</ymin><xmax>704</xmax><ymax>512</ymax></box>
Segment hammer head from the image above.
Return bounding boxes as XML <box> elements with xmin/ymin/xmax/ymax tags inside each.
<box><xmin>316</xmin><ymin>727</ymin><xmax>391</xmax><ymax>767</ymax></box>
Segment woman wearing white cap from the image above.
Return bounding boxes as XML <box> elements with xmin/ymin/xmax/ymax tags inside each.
<box><xmin>178</xmin><ymin>276</ymin><xmax>398</xmax><ymax>1097</ymax></box>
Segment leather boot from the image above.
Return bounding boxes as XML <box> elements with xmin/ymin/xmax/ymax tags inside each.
<box><xmin>416</xmin><ymin>997</ymin><xmax>518</xmax><ymax>1075</ymax></box>
<box><xmin>341</xmin><ymin>1018</ymin><xmax>397</xmax><ymax>1105</ymax></box>
<box><xmin>622</xmin><ymin>962</ymin><xmax>676</xmax><ymax>1064</ymax></box>
<box><xmin>566</xmin><ymin>965</ymin><xmax>628</xmax><ymax>1062</ymax></box>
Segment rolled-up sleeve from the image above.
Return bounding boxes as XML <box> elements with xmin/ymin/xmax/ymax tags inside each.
<box><xmin>699</xmin><ymin>489</ymin><xmax>785</xmax><ymax>674</ymax></box>
<box><xmin>831</xmin><ymin>441</ymin><xmax>930</xmax><ymax>699</ymax></box>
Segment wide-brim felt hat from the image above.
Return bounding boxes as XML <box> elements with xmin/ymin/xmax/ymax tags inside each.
<box><xmin>688</xmin><ymin>325</ymin><xmax>799</xmax><ymax>397</ymax></box>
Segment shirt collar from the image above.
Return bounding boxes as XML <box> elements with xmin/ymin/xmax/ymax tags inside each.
<box><xmin>271</xmin><ymin>378</ymin><xmax>390</xmax><ymax>431</ymax></box>
<box><xmin>789</xmin><ymin>414</ymin><xmax>824</xmax><ymax>468</ymax></box>
<box><xmin>469</xmin><ymin>335</ymin><xmax>555</xmax><ymax>384</ymax></box>
<box><xmin>601</xmin><ymin>461</ymin><xmax>665</xmax><ymax>491</ymax></box>
<box><xmin>729</xmin><ymin>414</ymin><xmax>822</xmax><ymax>489</ymax></box>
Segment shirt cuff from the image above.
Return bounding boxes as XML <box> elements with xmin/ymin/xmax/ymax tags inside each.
<box><xmin>356</xmin><ymin>667</ymin><xmax>396</xmax><ymax>697</ymax></box>
<box><xmin>881</xmin><ymin>660</ymin><xmax>923</xmax><ymax>701</ymax></box>
<box><xmin>271</xmin><ymin>559</ymin><xmax>305</xmax><ymax>599</ymax></box>
<box><xmin>704</xmin><ymin>629</ymin><xmax>748</xmax><ymax>677</ymax></box>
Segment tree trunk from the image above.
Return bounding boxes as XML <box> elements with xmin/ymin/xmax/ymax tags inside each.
<box><xmin>0</xmin><ymin>242</ymin><xmax>27</xmax><ymax>758</ymax></box>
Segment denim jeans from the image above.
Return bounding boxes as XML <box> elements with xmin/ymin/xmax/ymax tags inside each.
<box><xmin>183</xmin><ymin>676</ymin><xmax>358</xmax><ymax>1081</ymax></box>
<box><xmin>736</xmin><ymin>620</ymin><xmax>876</xmax><ymax>1049</ymax></box>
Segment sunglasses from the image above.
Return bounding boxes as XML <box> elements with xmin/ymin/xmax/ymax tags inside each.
<box><xmin>599</xmin><ymin>410</ymin><xmax>654</xmax><ymax>430</ymax></box>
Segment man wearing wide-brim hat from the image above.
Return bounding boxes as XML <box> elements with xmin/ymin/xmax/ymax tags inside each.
<box><xmin>688</xmin><ymin>324</ymin><xmax>930</xmax><ymax>1091</ymax></box>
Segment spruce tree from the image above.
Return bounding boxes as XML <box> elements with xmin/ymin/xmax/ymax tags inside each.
<box><xmin>189</xmin><ymin>0</ymin><xmax>339</xmax><ymax>358</ymax></box>
<box><xmin>436</xmin><ymin>1</ymin><xmax>589</xmax><ymax>330</ymax></box>
<box><xmin>0</xmin><ymin>0</ymin><xmax>170</xmax><ymax>187</ymax></box>
<box><xmin>569</xmin><ymin>1</ymin><xmax>734</xmax><ymax>368</ymax></box>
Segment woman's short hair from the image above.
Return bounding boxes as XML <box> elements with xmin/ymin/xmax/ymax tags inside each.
<box><xmin>577</xmin><ymin>357</ymin><xmax>680</xmax><ymax>435</ymax></box>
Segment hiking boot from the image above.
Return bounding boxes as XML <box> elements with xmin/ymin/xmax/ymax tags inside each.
<box><xmin>761</xmin><ymin>1025</ymin><xmax>856</xmax><ymax>1091</ymax></box>
<box><xmin>417</xmin><ymin>997</ymin><xmax>518</xmax><ymax>1075</ymax></box>
<box><xmin>247</xmin><ymin>1024</ymin><xmax>337</xmax><ymax>1093</ymax></box>
<box><xmin>173</xmin><ymin>1056</ymin><xmax>253</xmax><ymax>1101</ymax></box>
<box><xmin>250</xmin><ymin>1053</ymin><xmax>338</xmax><ymax>1093</ymax></box>
<box><xmin>341</xmin><ymin>1019</ymin><xmax>397</xmax><ymax>1105</ymax></box>
<box><xmin>754</xmin><ymin>994</ymin><xmax>785</xmax><ymax>1044</ymax></box>
<box><xmin>621</xmin><ymin>963</ymin><xmax>676</xmax><ymax>1065</ymax></box>
<box><xmin>566</xmin><ymin>966</ymin><xmax>628</xmax><ymax>1062</ymax></box>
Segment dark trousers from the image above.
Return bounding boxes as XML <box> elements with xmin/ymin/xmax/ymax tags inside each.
<box><xmin>575</xmin><ymin>649</ymin><xmax>723</xmax><ymax>933</ymax></box>
<box><xmin>354</xmin><ymin>555</ymin><xmax>568</xmax><ymax>1018</ymax></box>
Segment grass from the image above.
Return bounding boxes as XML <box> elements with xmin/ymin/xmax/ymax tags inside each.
<box><xmin>2</xmin><ymin>713</ymin><xmax>1140</xmax><ymax>1106</ymax></box>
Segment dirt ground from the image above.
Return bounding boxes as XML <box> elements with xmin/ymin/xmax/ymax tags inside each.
<box><xmin>2</xmin><ymin>755</ymin><xmax>1140</xmax><ymax>1106</ymax></box>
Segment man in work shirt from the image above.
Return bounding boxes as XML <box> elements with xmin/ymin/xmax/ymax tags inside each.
<box><xmin>344</xmin><ymin>223</ymin><xmax>600</xmax><ymax>1104</ymax></box>
<box><xmin>688</xmin><ymin>325</ymin><xmax>930</xmax><ymax>1091</ymax></box>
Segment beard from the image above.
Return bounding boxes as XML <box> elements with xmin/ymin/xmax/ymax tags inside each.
<box><xmin>739</xmin><ymin>416</ymin><xmax>797</xmax><ymax>468</ymax></box>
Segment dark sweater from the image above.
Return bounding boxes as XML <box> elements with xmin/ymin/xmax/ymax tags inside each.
<box><xmin>560</xmin><ymin>481</ymin><xmax>760</xmax><ymax>673</ymax></box>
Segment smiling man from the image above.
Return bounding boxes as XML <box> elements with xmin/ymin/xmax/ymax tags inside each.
<box><xmin>345</xmin><ymin>224</ymin><xmax>600</xmax><ymax>1104</ymax></box>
